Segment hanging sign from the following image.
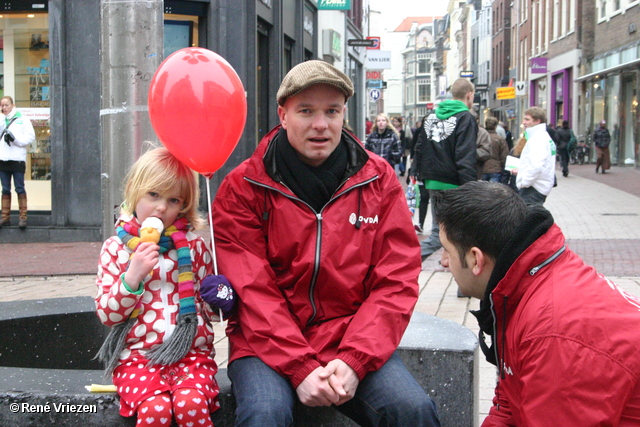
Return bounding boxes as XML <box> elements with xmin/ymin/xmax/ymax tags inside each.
<box><xmin>317</xmin><ymin>0</ymin><xmax>351</xmax><ymax>10</ymax></box>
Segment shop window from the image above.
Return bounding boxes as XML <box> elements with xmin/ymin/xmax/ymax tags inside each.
<box><xmin>0</xmin><ymin>13</ymin><xmax>51</xmax><ymax>211</ymax></box>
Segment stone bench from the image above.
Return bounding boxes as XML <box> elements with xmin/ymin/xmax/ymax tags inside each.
<box><xmin>0</xmin><ymin>297</ymin><xmax>478</xmax><ymax>427</ymax></box>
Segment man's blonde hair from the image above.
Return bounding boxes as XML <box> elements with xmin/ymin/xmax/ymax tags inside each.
<box><xmin>524</xmin><ymin>107</ymin><xmax>547</xmax><ymax>124</ymax></box>
<box><xmin>121</xmin><ymin>145</ymin><xmax>204</xmax><ymax>229</ymax></box>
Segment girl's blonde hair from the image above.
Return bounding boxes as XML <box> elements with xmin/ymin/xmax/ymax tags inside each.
<box><xmin>121</xmin><ymin>146</ymin><xmax>205</xmax><ymax>229</ymax></box>
<box><xmin>370</xmin><ymin>113</ymin><xmax>399</xmax><ymax>136</ymax></box>
<box><xmin>512</xmin><ymin>136</ymin><xmax>528</xmax><ymax>157</ymax></box>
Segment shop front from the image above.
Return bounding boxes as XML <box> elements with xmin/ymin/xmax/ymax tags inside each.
<box><xmin>576</xmin><ymin>50</ymin><xmax>640</xmax><ymax>167</ymax></box>
<box><xmin>0</xmin><ymin>11</ymin><xmax>51</xmax><ymax>211</ymax></box>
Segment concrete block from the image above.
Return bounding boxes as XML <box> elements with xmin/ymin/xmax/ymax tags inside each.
<box><xmin>0</xmin><ymin>298</ymin><xmax>478</xmax><ymax>426</ymax></box>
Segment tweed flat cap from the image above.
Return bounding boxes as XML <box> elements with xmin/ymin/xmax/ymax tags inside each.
<box><xmin>276</xmin><ymin>60</ymin><xmax>354</xmax><ymax>106</ymax></box>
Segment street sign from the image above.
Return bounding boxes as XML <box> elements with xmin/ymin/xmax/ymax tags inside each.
<box><xmin>366</xmin><ymin>50</ymin><xmax>391</xmax><ymax>69</ymax></box>
<box><xmin>367</xmin><ymin>80</ymin><xmax>383</xmax><ymax>89</ymax></box>
<box><xmin>515</xmin><ymin>81</ymin><xmax>526</xmax><ymax>96</ymax></box>
<box><xmin>496</xmin><ymin>87</ymin><xmax>516</xmax><ymax>100</ymax></box>
<box><xmin>474</xmin><ymin>84</ymin><xmax>488</xmax><ymax>91</ymax></box>
<box><xmin>460</xmin><ymin>70</ymin><xmax>474</xmax><ymax>78</ymax></box>
<box><xmin>366</xmin><ymin>70</ymin><xmax>381</xmax><ymax>80</ymax></box>
<box><xmin>348</xmin><ymin>39</ymin><xmax>376</xmax><ymax>47</ymax></box>
<box><xmin>369</xmin><ymin>89</ymin><xmax>381</xmax><ymax>101</ymax></box>
<box><xmin>366</xmin><ymin>36</ymin><xmax>381</xmax><ymax>49</ymax></box>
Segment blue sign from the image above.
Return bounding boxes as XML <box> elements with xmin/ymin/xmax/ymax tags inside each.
<box><xmin>369</xmin><ymin>89</ymin><xmax>381</xmax><ymax>101</ymax></box>
<box><xmin>367</xmin><ymin>80</ymin><xmax>383</xmax><ymax>89</ymax></box>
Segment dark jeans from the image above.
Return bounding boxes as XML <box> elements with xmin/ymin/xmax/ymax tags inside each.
<box><xmin>0</xmin><ymin>170</ymin><xmax>26</xmax><ymax>195</ymax></box>
<box><xmin>482</xmin><ymin>172</ymin><xmax>502</xmax><ymax>182</ymax></box>
<box><xmin>558</xmin><ymin>147</ymin><xmax>569</xmax><ymax>175</ymax></box>
<box><xmin>228</xmin><ymin>353</ymin><xmax>440</xmax><ymax>427</ymax></box>
<box><xmin>420</xmin><ymin>190</ymin><xmax>443</xmax><ymax>260</ymax></box>
<box><xmin>519</xmin><ymin>186</ymin><xmax>547</xmax><ymax>206</ymax></box>
<box><xmin>418</xmin><ymin>182</ymin><xmax>430</xmax><ymax>228</ymax></box>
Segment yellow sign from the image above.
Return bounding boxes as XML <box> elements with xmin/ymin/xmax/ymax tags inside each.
<box><xmin>496</xmin><ymin>87</ymin><xmax>516</xmax><ymax>100</ymax></box>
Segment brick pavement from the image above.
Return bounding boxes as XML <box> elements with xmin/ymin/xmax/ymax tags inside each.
<box><xmin>0</xmin><ymin>163</ymin><xmax>639</xmax><ymax>425</ymax></box>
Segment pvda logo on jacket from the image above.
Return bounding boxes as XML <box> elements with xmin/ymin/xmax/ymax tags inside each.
<box><xmin>349</xmin><ymin>212</ymin><xmax>379</xmax><ymax>225</ymax></box>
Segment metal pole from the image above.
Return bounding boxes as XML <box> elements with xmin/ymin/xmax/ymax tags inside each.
<box><xmin>100</xmin><ymin>0</ymin><xmax>163</xmax><ymax>240</ymax></box>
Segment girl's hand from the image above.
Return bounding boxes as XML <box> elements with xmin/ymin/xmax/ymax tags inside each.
<box><xmin>124</xmin><ymin>242</ymin><xmax>159</xmax><ymax>290</ymax></box>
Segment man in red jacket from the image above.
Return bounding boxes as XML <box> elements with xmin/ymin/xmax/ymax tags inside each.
<box><xmin>211</xmin><ymin>60</ymin><xmax>440</xmax><ymax>426</ymax></box>
<box><xmin>436</xmin><ymin>181</ymin><xmax>640</xmax><ymax>426</ymax></box>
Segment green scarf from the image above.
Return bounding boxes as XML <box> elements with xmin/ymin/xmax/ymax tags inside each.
<box><xmin>435</xmin><ymin>100</ymin><xmax>469</xmax><ymax>120</ymax></box>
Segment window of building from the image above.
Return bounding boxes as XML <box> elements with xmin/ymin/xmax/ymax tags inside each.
<box><xmin>0</xmin><ymin>13</ymin><xmax>51</xmax><ymax>211</ymax></box>
<box><xmin>600</xmin><ymin>0</ymin><xmax>607</xmax><ymax>18</ymax></box>
<box><xmin>417</xmin><ymin>54</ymin><xmax>431</xmax><ymax>74</ymax></box>
<box><xmin>418</xmin><ymin>78</ymin><xmax>431</xmax><ymax>103</ymax></box>
<box><xmin>613</xmin><ymin>0</ymin><xmax>621</xmax><ymax>11</ymax></box>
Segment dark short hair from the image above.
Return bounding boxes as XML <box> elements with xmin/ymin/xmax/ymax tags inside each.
<box><xmin>485</xmin><ymin>117</ymin><xmax>498</xmax><ymax>130</ymax></box>
<box><xmin>562</xmin><ymin>120</ymin><xmax>569</xmax><ymax>129</ymax></box>
<box><xmin>435</xmin><ymin>181</ymin><xmax>527</xmax><ymax>263</ymax></box>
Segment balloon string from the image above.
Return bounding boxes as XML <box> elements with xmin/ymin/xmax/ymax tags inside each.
<box><xmin>205</xmin><ymin>175</ymin><xmax>218</xmax><ymax>275</ymax></box>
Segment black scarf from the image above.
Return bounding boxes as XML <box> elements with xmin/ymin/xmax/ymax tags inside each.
<box><xmin>471</xmin><ymin>205</ymin><xmax>555</xmax><ymax>365</ymax></box>
<box><xmin>275</xmin><ymin>128</ymin><xmax>348</xmax><ymax>212</ymax></box>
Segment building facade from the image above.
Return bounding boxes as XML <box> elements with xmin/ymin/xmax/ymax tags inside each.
<box><xmin>1</xmin><ymin>0</ymin><xmax>368</xmax><ymax>243</ymax></box>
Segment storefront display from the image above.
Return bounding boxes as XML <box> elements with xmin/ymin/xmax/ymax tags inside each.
<box><xmin>0</xmin><ymin>14</ymin><xmax>51</xmax><ymax>210</ymax></box>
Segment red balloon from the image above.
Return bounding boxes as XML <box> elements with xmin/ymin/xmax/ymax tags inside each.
<box><xmin>148</xmin><ymin>48</ymin><xmax>247</xmax><ymax>177</ymax></box>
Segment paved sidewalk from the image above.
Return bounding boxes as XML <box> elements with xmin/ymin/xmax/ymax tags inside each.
<box><xmin>1</xmin><ymin>164</ymin><xmax>639</xmax><ymax>425</ymax></box>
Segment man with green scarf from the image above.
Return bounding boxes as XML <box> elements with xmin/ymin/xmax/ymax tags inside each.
<box><xmin>411</xmin><ymin>78</ymin><xmax>478</xmax><ymax>266</ymax></box>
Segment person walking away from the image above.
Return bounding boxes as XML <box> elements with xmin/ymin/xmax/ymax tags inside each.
<box><xmin>555</xmin><ymin>120</ymin><xmax>574</xmax><ymax>177</ymax></box>
<box><xmin>392</xmin><ymin>116</ymin><xmax>412</xmax><ymax>177</ymax></box>
<box><xmin>410</xmin><ymin>115</ymin><xmax>429</xmax><ymax>233</ymax></box>
<box><xmin>516</xmin><ymin>107</ymin><xmax>556</xmax><ymax>206</ymax></box>
<box><xmin>95</xmin><ymin>147</ymin><xmax>234</xmax><ymax>427</ymax></box>
<box><xmin>0</xmin><ymin>96</ymin><xmax>35</xmax><ymax>228</ymax></box>
<box><xmin>502</xmin><ymin>136</ymin><xmax>527</xmax><ymax>191</ymax></box>
<box><xmin>212</xmin><ymin>60</ymin><xmax>440</xmax><ymax>426</ymax></box>
<box><xmin>365</xmin><ymin>113</ymin><xmax>402</xmax><ymax>170</ymax></box>
<box><xmin>594</xmin><ymin>120</ymin><xmax>611</xmax><ymax>174</ymax></box>
<box><xmin>475</xmin><ymin>117</ymin><xmax>492</xmax><ymax>180</ymax></box>
<box><xmin>482</xmin><ymin>117</ymin><xmax>509</xmax><ymax>182</ymax></box>
<box><xmin>436</xmin><ymin>181</ymin><xmax>640</xmax><ymax>426</ymax></box>
<box><xmin>411</xmin><ymin>78</ymin><xmax>477</xmax><ymax>263</ymax></box>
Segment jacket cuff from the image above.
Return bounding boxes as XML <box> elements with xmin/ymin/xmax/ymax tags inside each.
<box><xmin>337</xmin><ymin>353</ymin><xmax>368</xmax><ymax>381</ymax></box>
<box><xmin>120</xmin><ymin>273</ymin><xmax>144</xmax><ymax>295</ymax></box>
<box><xmin>290</xmin><ymin>359</ymin><xmax>322</xmax><ymax>389</ymax></box>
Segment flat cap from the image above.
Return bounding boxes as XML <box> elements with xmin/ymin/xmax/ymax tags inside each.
<box><xmin>276</xmin><ymin>60</ymin><xmax>354</xmax><ymax>106</ymax></box>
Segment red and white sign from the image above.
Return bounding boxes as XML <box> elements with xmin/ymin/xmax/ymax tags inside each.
<box><xmin>366</xmin><ymin>71</ymin><xmax>381</xmax><ymax>80</ymax></box>
<box><xmin>366</xmin><ymin>36</ymin><xmax>380</xmax><ymax>50</ymax></box>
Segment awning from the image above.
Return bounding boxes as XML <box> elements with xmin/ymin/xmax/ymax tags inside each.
<box><xmin>491</xmin><ymin>103</ymin><xmax>515</xmax><ymax>112</ymax></box>
<box><xmin>575</xmin><ymin>58</ymin><xmax>640</xmax><ymax>83</ymax></box>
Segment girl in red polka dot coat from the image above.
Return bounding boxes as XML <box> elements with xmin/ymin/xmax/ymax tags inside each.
<box><xmin>95</xmin><ymin>147</ymin><xmax>234</xmax><ymax>427</ymax></box>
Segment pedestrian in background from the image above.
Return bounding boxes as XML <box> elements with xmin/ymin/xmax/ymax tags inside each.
<box><xmin>475</xmin><ymin>115</ymin><xmax>492</xmax><ymax>180</ymax></box>
<box><xmin>594</xmin><ymin>120</ymin><xmax>612</xmax><ymax>174</ymax></box>
<box><xmin>410</xmin><ymin>115</ymin><xmax>429</xmax><ymax>233</ymax></box>
<box><xmin>411</xmin><ymin>78</ymin><xmax>477</xmax><ymax>265</ymax></box>
<box><xmin>516</xmin><ymin>107</ymin><xmax>556</xmax><ymax>206</ymax></box>
<box><xmin>501</xmin><ymin>135</ymin><xmax>526</xmax><ymax>191</ymax></box>
<box><xmin>0</xmin><ymin>95</ymin><xmax>35</xmax><ymax>229</ymax></box>
<box><xmin>499</xmin><ymin>121</ymin><xmax>514</xmax><ymax>150</ymax></box>
<box><xmin>556</xmin><ymin>120</ymin><xmax>574</xmax><ymax>177</ymax></box>
<box><xmin>437</xmin><ymin>181</ymin><xmax>640</xmax><ymax>426</ymax></box>
<box><xmin>366</xmin><ymin>113</ymin><xmax>402</xmax><ymax>169</ymax></box>
<box><xmin>482</xmin><ymin>117</ymin><xmax>509</xmax><ymax>182</ymax></box>
<box><xmin>392</xmin><ymin>116</ymin><xmax>412</xmax><ymax>177</ymax></box>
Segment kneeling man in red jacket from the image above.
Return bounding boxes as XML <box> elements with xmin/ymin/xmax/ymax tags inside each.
<box><xmin>436</xmin><ymin>181</ymin><xmax>640</xmax><ymax>426</ymax></box>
